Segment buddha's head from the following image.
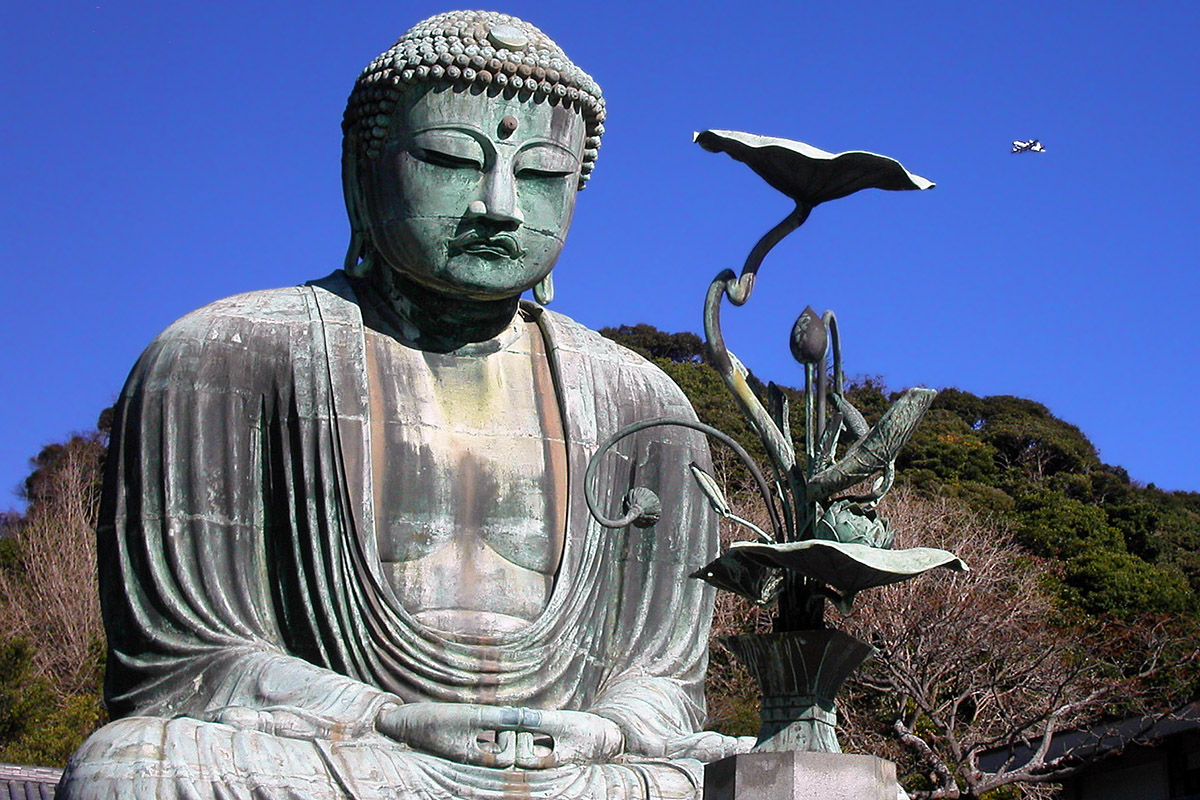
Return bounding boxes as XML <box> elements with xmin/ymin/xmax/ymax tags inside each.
<box><xmin>342</xmin><ymin>11</ymin><xmax>605</xmax><ymax>303</ymax></box>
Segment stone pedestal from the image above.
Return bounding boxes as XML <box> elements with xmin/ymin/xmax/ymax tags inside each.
<box><xmin>704</xmin><ymin>752</ymin><xmax>897</xmax><ymax>800</ymax></box>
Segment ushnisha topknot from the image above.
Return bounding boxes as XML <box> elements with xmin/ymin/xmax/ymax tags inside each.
<box><xmin>343</xmin><ymin>10</ymin><xmax>606</xmax><ymax>189</ymax></box>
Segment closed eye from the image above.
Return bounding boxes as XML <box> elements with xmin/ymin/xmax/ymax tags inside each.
<box><xmin>409</xmin><ymin>129</ymin><xmax>487</xmax><ymax>170</ymax></box>
<box><xmin>414</xmin><ymin>147</ymin><xmax>483</xmax><ymax>170</ymax></box>
<box><xmin>515</xmin><ymin>144</ymin><xmax>578</xmax><ymax>179</ymax></box>
<box><xmin>516</xmin><ymin>166</ymin><xmax>574</xmax><ymax>179</ymax></box>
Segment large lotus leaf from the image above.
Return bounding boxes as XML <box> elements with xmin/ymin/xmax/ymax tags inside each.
<box><xmin>694</xmin><ymin>130</ymin><xmax>934</xmax><ymax>206</ymax></box>
<box><xmin>727</xmin><ymin>539</ymin><xmax>967</xmax><ymax>595</ymax></box>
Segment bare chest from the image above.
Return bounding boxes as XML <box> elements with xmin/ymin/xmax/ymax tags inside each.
<box><xmin>364</xmin><ymin>322</ymin><xmax>568</xmax><ymax>635</ymax></box>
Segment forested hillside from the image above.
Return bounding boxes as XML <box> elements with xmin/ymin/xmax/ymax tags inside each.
<box><xmin>2</xmin><ymin>323</ymin><xmax>1198</xmax><ymax>799</ymax></box>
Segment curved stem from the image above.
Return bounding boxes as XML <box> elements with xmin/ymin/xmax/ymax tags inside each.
<box><xmin>823</xmin><ymin>310</ymin><xmax>844</xmax><ymax>396</ymax></box>
<box><xmin>700</xmin><ymin>202</ymin><xmax>815</xmax><ymax>541</ymax></box>
<box><xmin>584</xmin><ymin>417</ymin><xmax>785</xmax><ymax>540</ymax></box>
<box><xmin>804</xmin><ymin>363</ymin><xmax>816</xmax><ymax>467</ymax></box>
<box><xmin>705</xmin><ymin>277</ymin><xmax>796</xmax><ymax>479</ymax></box>
<box><xmin>591</xmin><ymin>503</ymin><xmax>650</xmax><ymax>530</ymax></box>
<box><xmin>727</xmin><ymin>204</ymin><xmax>813</xmax><ymax>306</ymax></box>
<box><xmin>815</xmin><ymin>356</ymin><xmax>828</xmax><ymax>455</ymax></box>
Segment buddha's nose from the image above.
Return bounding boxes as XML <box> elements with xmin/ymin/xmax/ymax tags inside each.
<box><xmin>467</xmin><ymin>170</ymin><xmax>524</xmax><ymax>227</ymax></box>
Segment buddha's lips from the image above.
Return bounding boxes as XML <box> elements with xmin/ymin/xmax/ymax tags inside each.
<box><xmin>448</xmin><ymin>230</ymin><xmax>524</xmax><ymax>259</ymax></box>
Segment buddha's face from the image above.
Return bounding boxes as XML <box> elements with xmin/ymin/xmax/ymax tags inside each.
<box><xmin>360</xmin><ymin>86</ymin><xmax>586</xmax><ymax>301</ymax></box>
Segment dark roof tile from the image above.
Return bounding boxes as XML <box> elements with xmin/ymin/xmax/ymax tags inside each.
<box><xmin>0</xmin><ymin>765</ymin><xmax>63</xmax><ymax>800</ymax></box>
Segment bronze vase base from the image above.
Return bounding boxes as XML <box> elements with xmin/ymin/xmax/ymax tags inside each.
<box><xmin>721</xmin><ymin>629</ymin><xmax>874</xmax><ymax>753</ymax></box>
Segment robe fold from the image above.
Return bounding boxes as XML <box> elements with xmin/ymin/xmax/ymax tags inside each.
<box><xmin>60</xmin><ymin>272</ymin><xmax>720</xmax><ymax>800</ymax></box>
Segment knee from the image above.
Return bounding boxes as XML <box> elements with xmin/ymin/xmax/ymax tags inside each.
<box><xmin>57</xmin><ymin>717</ymin><xmax>170</xmax><ymax>799</ymax></box>
<box><xmin>66</xmin><ymin>716</ymin><xmax>170</xmax><ymax>769</ymax></box>
<box><xmin>56</xmin><ymin>715</ymin><xmax>349</xmax><ymax>800</ymax></box>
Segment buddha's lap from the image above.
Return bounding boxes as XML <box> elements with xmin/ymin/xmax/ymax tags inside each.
<box><xmin>57</xmin><ymin>716</ymin><xmax>703</xmax><ymax>800</ymax></box>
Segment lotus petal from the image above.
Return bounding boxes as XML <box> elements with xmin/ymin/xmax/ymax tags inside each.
<box><xmin>831</xmin><ymin>393</ymin><xmax>870</xmax><ymax>439</ymax></box>
<box><xmin>691</xmin><ymin>552</ymin><xmax>782</xmax><ymax>606</ymax></box>
<box><xmin>726</xmin><ymin>539</ymin><xmax>967</xmax><ymax>596</ymax></box>
<box><xmin>695</xmin><ymin>130</ymin><xmax>934</xmax><ymax>207</ymax></box>
<box><xmin>808</xmin><ymin>387</ymin><xmax>936</xmax><ymax>501</ymax></box>
<box><xmin>690</xmin><ymin>463</ymin><xmax>731</xmax><ymax>517</ymax></box>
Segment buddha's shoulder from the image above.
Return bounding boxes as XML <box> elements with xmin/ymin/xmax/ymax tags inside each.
<box><xmin>153</xmin><ymin>275</ymin><xmax>356</xmax><ymax>346</ymax></box>
<box><xmin>536</xmin><ymin>308</ymin><xmax>692</xmax><ymax>404</ymax></box>
<box><xmin>538</xmin><ymin>308</ymin><xmax>643</xmax><ymax>364</ymax></box>
<box><xmin>125</xmin><ymin>280</ymin><xmax>359</xmax><ymax>390</ymax></box>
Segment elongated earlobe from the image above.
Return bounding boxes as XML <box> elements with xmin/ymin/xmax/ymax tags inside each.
<box><xmin>344</xmin><ymin>230</ymin><xmax>371</xmax><ymax>277</ymax></box>
<box><xmin>533</xmin><ymin>272</ymin><xmax>554</xmax><ymax>305</ymax></box>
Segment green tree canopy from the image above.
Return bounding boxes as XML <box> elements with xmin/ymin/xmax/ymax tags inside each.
<box><xmin>598</xmin><ymin>324</ymin><xmax>706</xmax><ymax>363</ymax></box>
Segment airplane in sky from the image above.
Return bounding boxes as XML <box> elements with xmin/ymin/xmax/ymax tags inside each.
<box><xmin>1012</xmin><ymin>139</ymin><xmax>1046</xmax><ymax>153</ymax></box>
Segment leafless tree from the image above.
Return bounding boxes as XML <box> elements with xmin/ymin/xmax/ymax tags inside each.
<box><xmin>0</xmin><ymin>434</ymin><xmax>104</xmax><ymax>694</ymax></box>
<box><xmin>837</xmin><ymin>488</ymin><xmax>1198</xmax><ymax>799</ymax></box>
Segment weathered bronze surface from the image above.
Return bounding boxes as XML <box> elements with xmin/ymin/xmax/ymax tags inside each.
<box><xmin>58</xmin><ymin>11</ymin><xmax>749</xmax><ymax>800</ymax></box>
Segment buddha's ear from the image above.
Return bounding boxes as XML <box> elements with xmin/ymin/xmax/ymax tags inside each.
<box><xmin>342</xmin><ymin>142</ymin><xmax>374</xmax><ymax>277</ymax></box>
<box><xmin>344</xmin><ymin>229</ymin><xmax>374</xmax><ymax>278</ymax></box>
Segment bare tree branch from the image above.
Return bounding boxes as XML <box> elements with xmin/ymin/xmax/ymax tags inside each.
<box><xmin>837</xmin><ymin>488</ymin><xmax>1199</xmax><ymax>800</ymax></box>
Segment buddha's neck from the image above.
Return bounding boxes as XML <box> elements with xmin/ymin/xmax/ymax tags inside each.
<box><xmin>363</xmin><ymin>268</ymin><xmax>520</xmax><ymax>354</ymax></box>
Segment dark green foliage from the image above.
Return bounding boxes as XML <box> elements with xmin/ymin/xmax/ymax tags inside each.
<box><xmin>897</xmin><ymin>409</ymin><xmax>997</xmax><ymax>483</ymax></box>
<box><xmin>930</xmin><ymin>388</ymin><xmax>987</xmax><ymax>430</ymax></box>
<box><xmin>976</xmin><ymin>395</ymin><xmax>1099</xmax><ymax>481</ymax></box>
<box><xmin>598</xmin><ymin>324</ymin><xmax>706</xmax><ymax>363</ymax></box>
<box><xmin>932</xmin><ymin>391</ymin><xmax>1100</xmax><ymax>482</ymax></box>
<box><xmin>0</xmin><ymin>532</ymin><xmax>21</xmax><ymax>573</ymax></box>
<box><xmin>1009</xmin><ymin>486</ymin><xmax>1194</xmax><ymax>616</ymax></box>
<box><xmin>0</xmin><ymin>640</ymin><xmax>51</xmax><ymax>744</ymax></box>
<box><xmin>1011</xmin><ymin>489</ymin><xmax>1123</xmax><ymax>558</ymax></box>
<box><xmin>939</xmin><ymin>481</ymin><xmax>1016</xmax><ymax>515</ymax></box>
<box><xmin>1063</xmin><ymin>550</ymin><xmax>1192</xmax><ymax>616</ymax></box>
<box><xmin>1104</xmin><ymin>498</ymin><xmax>1162</xmax><ymax>561</ymax></box>
<box><xmin>0</xmin><ymin>638</ymin><xmax>104</xmax><ymax>767</ymax></box>
<box><xmin>843</xmin><ymin>377</ymin><xmax>890</xmax><ymax>425</ymax></box>
<box><xmin>1152</xmin><ymin>502</ymin><xmax>1200</xmax><ymax>593</ymax></box>
<box><xmin>906</xmin><ymin>383</ymin><xmax>1200</xmax><ymax>620</ymax></box>
<box><xmin>20</xmin><ymin>431</ymin><xmax>107</xmax><ymax>509</ymax></box>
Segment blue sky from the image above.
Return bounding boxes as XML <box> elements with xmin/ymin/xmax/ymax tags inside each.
<box><xmin>2</xmin><ymin>1</ymin><xmax>1198</xmax><ymax>507</ymax></box>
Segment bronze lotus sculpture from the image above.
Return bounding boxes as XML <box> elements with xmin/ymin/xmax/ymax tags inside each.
<box><xmin>587</xmin><ymin>130</ymin><xmax>965</xmax><ymax>753</ymax></box>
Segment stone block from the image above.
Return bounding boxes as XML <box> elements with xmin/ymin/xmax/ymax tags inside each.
<box><xmin>704</xmin><ymin>751</ymin><xmax>898</xmax><ymax>800</ymax></box>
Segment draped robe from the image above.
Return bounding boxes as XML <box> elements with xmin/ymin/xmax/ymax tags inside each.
<box><xmin>59</xmin><ymin>272</ymin><xmax>720</xmax><ymax>800</ymax></box>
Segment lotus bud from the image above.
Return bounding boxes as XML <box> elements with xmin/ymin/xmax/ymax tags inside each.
<box><xmin>789</xmin><ymin>306</ymin><xmax>828</xmax><ymax>366</ymax></box>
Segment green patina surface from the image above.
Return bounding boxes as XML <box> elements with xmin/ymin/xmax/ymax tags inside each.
<box><xmin>58</xmin><ymin>11</ymin><xmax>743</xmax><ymax>800</ymax></box>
